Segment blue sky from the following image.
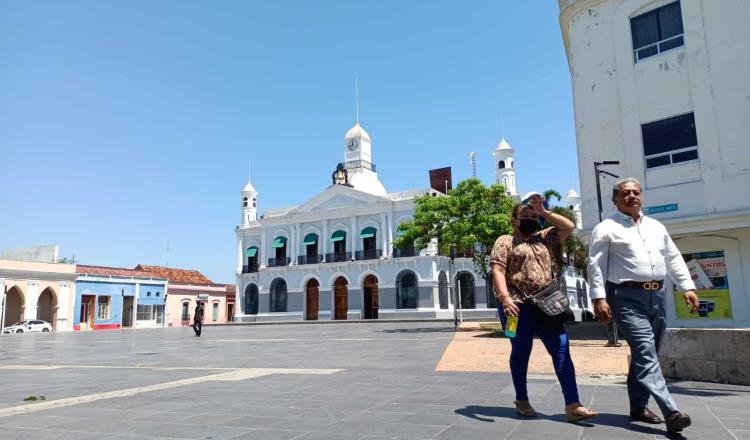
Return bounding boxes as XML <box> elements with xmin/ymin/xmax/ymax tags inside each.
<box><xmin>0</xmin><ymin>1</ymin><xmax>577</xmax><ymax>283</ymax></box>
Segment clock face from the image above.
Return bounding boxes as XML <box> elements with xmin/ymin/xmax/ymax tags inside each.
<box><xmin>346</xmin><ymin>139</ymin><xmax>359</xmax><ymax>152</ymax></box>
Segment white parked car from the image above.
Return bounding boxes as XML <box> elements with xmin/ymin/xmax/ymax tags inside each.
<box><xmin>2</xmin><ymin>320</ymin><xmax>53</xmax><ymax>334</ymax></box>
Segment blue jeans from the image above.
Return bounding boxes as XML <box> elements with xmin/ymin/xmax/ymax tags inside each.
<box><xmin>607</xmin><ymin>283</ymin><xmax>678</xmax><ymax>416</ymax></box>
<box><xmin>498</xmin><ymin>303</ymin><xmax>580</xmax><ymax>405</ymax></box>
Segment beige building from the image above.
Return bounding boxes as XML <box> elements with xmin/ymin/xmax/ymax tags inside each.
<box><xmin>134</xmin><ymin>265</ymin><xmax>235</xmax><ymax>327</ymax></box>
<box><xmin>1</xmin><ymin>259</ymin><xmax>77</xmax><ymax>331</ymax></box>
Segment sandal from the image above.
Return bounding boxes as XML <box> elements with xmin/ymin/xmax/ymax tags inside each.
<box><xmin>515</xmin><ymin>400</ymin><xmax>537</xmax><ymax>417</ymax></box>
<box><xmin>566</xmin><ymin>403</ymin><xmax>597</xmax><ymax>423</ymax></box>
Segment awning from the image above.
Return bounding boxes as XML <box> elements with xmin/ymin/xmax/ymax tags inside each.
<box><xmin>303</xmin><ymin>233</ymin><xmax>318</xmax><ymax>246</ymax></box>
<box><xmin>271</xmin><ymin>236</ymin><xmax>287</xmax><ymax>248</ymax></box>
<box><xmin>330</xmin><ymin>230</ymin><xmax>346</xmax><ymax>242</ymax></box>
<box><xmin>360</xmin><ymin>227</ymin><xmax>377</xmax><ymax>239</ymax></box>
<box><xmin>245</xmin><ymin>247</ymin><xmax>258</xmax><ymax>257</ymax></box>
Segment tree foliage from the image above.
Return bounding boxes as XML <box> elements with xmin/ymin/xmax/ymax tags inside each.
<box><xmin>393</xmin><ymin>178</ymin><xmax>515</xmax><ymax>278</ymax></box>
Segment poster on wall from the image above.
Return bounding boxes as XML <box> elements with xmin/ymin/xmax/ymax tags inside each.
<box><xmin>675</xmin><ymin>250</ymin><xmax>733</xmax><ymax>320</ymax></box>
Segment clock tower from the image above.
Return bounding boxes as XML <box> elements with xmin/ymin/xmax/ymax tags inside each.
<box><xmin>341</xmin><ymin>121</ymin><xmax>386</xmax><ymax>195</ymax></box>
<box><xmin>492</xmin><ymin>137</ymin><xmax>517</xmax><ymax>196</ymax></box>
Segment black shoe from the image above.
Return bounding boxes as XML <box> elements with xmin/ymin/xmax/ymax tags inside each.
<box><xmin>630</xmin><ymin>407</ymin><xmax>662</xmax><ymax>424</ymax></box>
<box><xmin>666</xmin><ymin>411</ymin><xmax>691</xmax><ymax>433</ymax></box>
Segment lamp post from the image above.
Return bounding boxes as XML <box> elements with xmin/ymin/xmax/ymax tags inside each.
<box><xmin>594</xmin><ymin>160</ymin><xmax>622</xmax><ymax>347</ymax></box>
<box><xmin>450</xmin><ymin>246</ymin><xmax>458</xmax><ymax>330</ymax></box>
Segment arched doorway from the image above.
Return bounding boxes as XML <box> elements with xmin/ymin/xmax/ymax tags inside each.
<box><xmin>37</xmin><ymin>288</ymin><xmax>57</xmax><ymax>329</ymax></box>
<box><xmin>396</xmin><ymin>271</ymin><xmax>419</xmax><ymax>309</ymax></box>
<box><xmin>244</xmin><ymin>284</ymin><xmax>259</xmax><ymax>315</ymax></box>
<box><xmin>3</xmin><ymin>286</ymin><xmax>24</xmax><ymax>327</ymax></box>
<box><xmin>306</xmin><ymin>279</ymin><xmax>319</xmax><ymax>320</ymax></box>
<box><xmin>438</xmin><ymin>271</ymin><xmax>449</xmax><ymax>309</ymax></box>
<box><xmin>333</xmin><ymin>277</ymin><xmax>348</xmax><ymax>320</ymax></box>
<box><xmin>269</xmin><ymin>278</ymin><xmax>287</xmax><ymax>313</ymax></box>
<box><xmin>363</xmin><ymin>275</ymin><xmax>379</xmax><ymax>319</ymax></box>
<box><xmin>456</xmin><ymin>272</ymin><xmax>476</xmax><ymax>309</ymax></box>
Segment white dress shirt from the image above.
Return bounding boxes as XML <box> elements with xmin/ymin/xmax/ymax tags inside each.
<box><xmin>587</xmin><ymin>210</ymin><xmax>696</xmax><ymax>299</ymax></box>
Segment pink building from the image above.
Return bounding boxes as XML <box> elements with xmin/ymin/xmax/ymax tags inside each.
<box><xmin>134</xmin><ymin>265</ymin><xmax>235</xmax><ymax>327</ymax></box>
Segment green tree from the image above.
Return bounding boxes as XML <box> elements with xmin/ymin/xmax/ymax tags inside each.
<box><xmin>543</xmin><ymin>189</ymin><xmax>562</xmax><ymax>203</ymax></box>
<box><xmin>393</xmin><ymin>178</ymin><xmax>515</xmax><ymax>279</ymax></box>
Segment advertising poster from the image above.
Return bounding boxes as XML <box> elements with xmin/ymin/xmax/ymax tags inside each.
<box><xmin>675</xmin><ymin>251</ymin><xmax>733</xmax><ymax>320</ymax></box>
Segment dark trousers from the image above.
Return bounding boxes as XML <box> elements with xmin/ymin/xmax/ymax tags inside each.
<box><xmin>192</xmin><ymin>321</ymin><xmax>202</xmax><ymax>336</ymax></box>
<box><xmin>498</xmin><ymin>304</ymin><xmax>580</xmax><ymax>405</ymax></box>
<box><xmin>607</xmin><ymin>282</ymin><xmax>677</xmax><ymax>416</ymax></box>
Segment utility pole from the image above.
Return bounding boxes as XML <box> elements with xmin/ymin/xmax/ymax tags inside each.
<box><xmin>594</xmin><ymin>160</ymin><xmax>622</xmax><ymax>347</ymax></box>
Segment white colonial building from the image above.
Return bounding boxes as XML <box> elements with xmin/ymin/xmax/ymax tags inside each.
<box><xmin>234</xmin><ymin>119</ymin><xmax>590</xmax><ymax>322</ymax></box>
<box><xmin>559</xmin><ymin>0</ymin><xmax>750</xmax><ymax>327</ymax></box>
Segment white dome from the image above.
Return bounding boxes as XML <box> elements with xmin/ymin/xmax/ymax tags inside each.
<box><xmin>494</xmin><ymin>138</ymin><xmax>513</xmax><ymax>151</ymax></box>
<box><xmin>565</xmin><ymin>188</ymin><xmax>580</xmax><ymax>199</ymax></box>
<box><xmin>344</xmin><ymin>122</ymin><xmax>371</xmax><ymax>143</ymax></box>
<box><xmin>242</xmin><ymin>180</ymin><xmax>256</xmax><ymax>193</ymax></box>
<box><xmin>347</xmin><ymin>168</ymin><xmax>386</xmax><ymax>195</ymax></box>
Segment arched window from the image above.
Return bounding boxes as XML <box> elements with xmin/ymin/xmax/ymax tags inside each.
<box><xmin>242</xmin><ymin>197</ymin><xmax>248</xmax><ymax>207</ymax></box>
<box><xmin>244</xmin><ymin>284</ymin><xmax>258</xmax><ymax>315</ymax></box>
<box><xmin>330</xmin><ymin>230</ymin><xmax>347</xmax><ymax>260</ymax></box>
<box><xmin>438</xmin><ymin>271</ymin><xmax>449</xmax><ymax>309</ymax></box>
<box><xmin>245</xmin><ymin>246</ymin><xmax>259</xmax><ymax>270</ymax></box>
<box><xmin>508</xmin><ymin>159</ymin><xmax>513</xmax><ymax>169</ymax></box>
<box><xmin>396</xmin><ymin>271</ymin><xmax>419</xmax><ymax>309</ymax></box>
<box><xmin>456</xmin><ymin>272</ymin><xmax>475</xmax><ymax>309</ymax></box>
<box><xmin>499</xmin><ymin>160</ymin><xmax>505</xmax><ymax>169</ymax></box>
<box><xmin>269</xmin><ymin>278</ymin><xmax>287</xmax><ymax>313</ymax></box>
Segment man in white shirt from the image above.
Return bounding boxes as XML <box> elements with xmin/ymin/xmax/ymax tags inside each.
<box><xmin>588</xmin><ymin>178</ymin><xmax>699</xmax><ymax>434</ymax></box>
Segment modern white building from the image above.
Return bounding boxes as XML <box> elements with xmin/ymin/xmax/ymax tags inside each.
<box><xmin>234</xmin><ymin>118</ymin><xmax>590</xmax><ymax>322</ymax></box>
<box><xmin>559</xmin><ymin>0</ymin><xmax>750</xmax><ymax>327</ymax></box>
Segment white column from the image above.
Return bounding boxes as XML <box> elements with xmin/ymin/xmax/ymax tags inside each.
<box><xmin>388</xmin><ymin>211</ymin><xmax>395</xmax><ymax>257</ymax></box>
<box><xmin>236</xmin><ymin>238</ymin><xmax>243</xmax><ymax>274</ymax></box>
<box><xmin>58</xmin><ymin>282</ymin><xmax>70</xmax><ymax>331</ymax></box>
<box><xmin>260</xmin><ymin>228</ymin><xmax>267</xmax><ymax>268</ymax></box>
<box><xmin>133</xmin><ymin>283</ymin><xmax>140</xmax><ymax>328</ymax></box>
<box><xmin>24</xmin><ymin>281</ymin><xmax>39</xmax><ymax>320</ymax></box>
<box><xmin>322</xmin><ymin>220</ymin><xmax>328</xmax><ymax>262</ymax></box>
<box><xmin>293</xmin><ymin>223</ymin><xmax>301</xmax><ymax>265</ymax></box>
<box><xmin>350</xmin><ymin>216</ymin><xmax>357</xmax><ymax>259</ymax></box>
<box><xmin>380</xmin><ymin>213</ymin><xmax>388</xmax><ymax>258</ymax></box>
<box><xmin>0</xmin><ymin>278</ymin><xmax>6</xmax><ymax>333</ymax></box>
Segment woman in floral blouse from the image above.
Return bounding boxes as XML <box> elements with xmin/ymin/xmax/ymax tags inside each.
<box><xmin>490</xmin><ymin>195</ymin><xmax>596</xmax><ymax>422</ymax></box>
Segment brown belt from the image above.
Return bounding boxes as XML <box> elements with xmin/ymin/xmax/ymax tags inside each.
<box><xmin>614</xmin><ymin>280</ymin><xmax>664</xmax><ymax>291</ymax></box>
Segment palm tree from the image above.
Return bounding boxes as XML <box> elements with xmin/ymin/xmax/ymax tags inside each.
<box><xmin>543</xmin><ymin>189</ymin><xmax>562</xmax><ymax>204</ymax></box>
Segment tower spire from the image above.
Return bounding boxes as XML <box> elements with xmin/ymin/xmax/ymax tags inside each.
<box><xmin>355</xmin><ymin>72</ymin><xmax>360</xmax><ymax>123</ymax></box>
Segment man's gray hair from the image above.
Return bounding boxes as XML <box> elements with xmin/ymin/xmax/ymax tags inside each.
<box><xmin>612</xmin><ymin>177</ymin><xmax>642</xmax><ymax>198</ymax></box>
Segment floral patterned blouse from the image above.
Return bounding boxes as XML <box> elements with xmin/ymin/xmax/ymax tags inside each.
<box><xmin>489</xmin><ymin>227</ymin><xmax>559</xmax><ymax>302</ymax></box>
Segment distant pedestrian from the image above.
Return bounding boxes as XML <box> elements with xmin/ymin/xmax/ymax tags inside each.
<box><xmin>192</xmin><ymin>302</ymin><xmax>205</xmax><ymax>337</ymax></box>
<box><xmin>588</xmin><ymin>178</ymin><xmax>698</xmax><ymax>434</ymax></box>
<box><xmin>490</xmin><ymin>194</ymin><xmax>597</xmax><ymax>422</ymax></box>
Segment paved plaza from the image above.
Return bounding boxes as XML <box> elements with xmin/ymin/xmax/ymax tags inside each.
<box><xmin>0</xmin><ymin>322</ymin><xmax>748</xmax><ymax>440</ymax></box>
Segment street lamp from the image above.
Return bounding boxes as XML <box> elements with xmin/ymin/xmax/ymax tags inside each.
<box><xmin>594</xmin><ymin>160</ymin><xmax>622</xmax><ymax>347</ymax></box>
<box><xmin>450</xmin><ymin>246</ymin><xmax>459</xmax><ymax>330</ymax></box>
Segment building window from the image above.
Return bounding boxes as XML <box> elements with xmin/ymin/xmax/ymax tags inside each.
<box><xmin>243</xmin><ymin>197</ymin><xmax>248</xmax><ymax>207</ymax></box>
<box><xmin>499</xmin><ymin>160</ymin><xmax>505</xmax><ymax>169</ymax></box>
<box><xmin>212</xmin><ymin>303</ymin><xmax>219</xmax><ymax>322</ymax></box>
<box><xmin>155</xmin><ymin>292</ymin><xmax>160</xmax><ymax>297</ymax></box>
<box><xmin>147</xmin><ymin>291</ymin><xmax>151</xmax><ymax>297</ymax></box>
<box><xmin>137</xmin><ymin>304</ymin><xmax>151</xmax><ymax>321</ymax></box>
<box><xmin>154</xmin><ymin>305</ymin><xmax>164</xmax><ymax>324</ymax></box>
<box><xmin>97</xmin><ymin>296</ymin><xmax>110</xmax><ymax>320</ymax></box>
<box><xmin>631</xmin><ymin>1</ymin><xmax>684</xmax><ymax>62</ymax></box>
<box><xmin>456</xmin><ymin>272</ymin><xmax>476</xmax><ymax>309</ymax></box>
<box><xmin>269</xmin><ymin>278</ymin><xmax>287</xmax><ymax>313</ymax></box>
<box><xmin>244</xmin><ymin>284</ymin><xmax>259</xmax><ymax>315</ymax></box>
<box><xmin>438</xmin><ymin>271</ymin><xmax>449</xmax><ymax>309</ymax></box>
<box><xmin>396</xmin><ymin>271</ymin><xmax>419</xmax><ymax>309</ymax></box>
<box><xmin>181</xmin><ymin>302</ymin><xmax>190</xmax><ymax>321</ymax></box>
<box><xmin>642</xmin><ymin>112</ymin><xmax>698</xmax><ymax>169</ymax></box>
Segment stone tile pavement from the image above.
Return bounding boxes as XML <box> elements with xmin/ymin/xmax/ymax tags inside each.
<box><xmin>0</xmin><ymin>322</ymin><xmax>748</xmax><ymax>439</ymax></box>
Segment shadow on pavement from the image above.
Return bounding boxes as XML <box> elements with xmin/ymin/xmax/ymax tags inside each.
<box><xmin>454</xmin><ymin>405</ymin><xmax>534</xmax><ymax>422</ymax></box>
<box><xmin>578</xmin><ymin>412</ymin><xmax>667</xmax><ymax>436</ymax></box>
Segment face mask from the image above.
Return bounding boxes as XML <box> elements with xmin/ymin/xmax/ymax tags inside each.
<box><xmin>518</xmin><ymin>218</ymin><xmax>539</xmax><ymax>235</ymax></box>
